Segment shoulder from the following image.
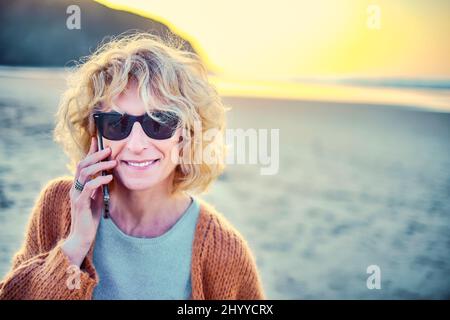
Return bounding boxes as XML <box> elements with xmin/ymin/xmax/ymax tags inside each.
<box><xmin>193</xmin><ymin>198</ymin><xmax>265</xmax><ymax>299</ymax></box>
<box><xmin>29</xmin><ymin>176</ymin><xmax>74</xmax><ymax>247</ymax></box>
<box><xmin>36</xmin><ymin>176</ymin><xmax>73</xmax><ymax>218</ymax></box>
<box><xmin>195</xmin><ymin>198</ymin><xmax>249</xmax><ymax>254</ymax></box>
<box><xmin>39</xmin><ymin>176</ymin><xmax>74</xmax><ymax>200</ymax></box>
<box><xmin>195</xmin><ymin>198</ymin><xmax>259</xmax><ymax>273</ymax></box>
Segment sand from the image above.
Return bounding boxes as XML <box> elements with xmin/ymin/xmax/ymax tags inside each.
<box><xmin>0</xmin><ymin>67</ymin><xmax>449</xmax><ymax>299</ymax></box>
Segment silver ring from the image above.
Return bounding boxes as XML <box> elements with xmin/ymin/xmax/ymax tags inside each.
<box><xmin>74</xmin><ymin>179</ymin><xmax>84</xmax><ymax>192</ymax></box>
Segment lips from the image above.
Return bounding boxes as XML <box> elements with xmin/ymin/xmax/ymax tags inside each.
<box><xmin>121</xmin><ymin>159</ymin><xmax>160</xmax><ymax>170</ymax></box>
<box><xmin>122</xmin><ymin>159</ymin><xmax>159</xmax><ymax>164</ymax></box>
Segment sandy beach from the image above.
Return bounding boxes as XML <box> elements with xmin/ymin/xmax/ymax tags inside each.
<box><xmin>0</xmin><ymin>67</ymin><xmax>449</xmax><ymax>299</ymax></box>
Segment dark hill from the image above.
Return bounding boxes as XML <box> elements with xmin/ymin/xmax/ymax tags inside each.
<box><xmin>0</xmin><ymin>0</ymin><xmax>196</xmax><ymax>67</ymax></box>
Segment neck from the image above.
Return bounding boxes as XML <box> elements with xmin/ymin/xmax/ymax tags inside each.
<box><xmin>108</xmin><ymin>180</ymin><xmax>191</xmax><ymax>238</ymax></box>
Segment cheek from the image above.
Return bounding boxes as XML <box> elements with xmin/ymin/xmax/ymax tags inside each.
<box><xmin>103</xmin><ymin>140</ymin><xmax>124</xmax><ymax>160</ymax></box>
<box><xmin>161</xmin><ymin>141</ymin><xmax>180</xmax><ymax>160</ymax></box>
<box><xmin>160</xmin><ymin>138</ymin><xmax>182</xmax><ymax>165</ymax></box>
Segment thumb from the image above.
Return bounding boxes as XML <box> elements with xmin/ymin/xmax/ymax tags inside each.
<box><xmin>91</xmin><ymin>187</ymin><xmax>104</xmax><ymax>213</ymax></box>
<box><xmin>90</xmin><ymin>188</ymin><xmax>97</xmax><ymax>200</ymax></box>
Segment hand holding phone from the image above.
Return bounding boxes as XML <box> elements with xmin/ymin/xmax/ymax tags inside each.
<box><xmin>63</xmin><ymin>137</ymin><xmax>116</xmax><ymax>266</ymax></box>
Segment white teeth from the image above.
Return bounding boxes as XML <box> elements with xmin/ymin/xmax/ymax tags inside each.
<box><xmin>127</xmin><ymin>160</ymin><xmax>156</xmax><ymax>167</ymax></box>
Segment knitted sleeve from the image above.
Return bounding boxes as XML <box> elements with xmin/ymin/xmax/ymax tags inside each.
<box><xmin>0</xmin><ymin>179</ymin><xmax>96</xmax><ymax>299</ymax></box>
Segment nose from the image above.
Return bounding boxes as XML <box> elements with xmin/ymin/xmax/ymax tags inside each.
<box><xmin>125</xmin><ymin>121</ymin><xmax>153</xmax><ymax>152</ymax></box>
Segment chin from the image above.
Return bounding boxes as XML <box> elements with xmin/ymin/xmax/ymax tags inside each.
<box><xmin>119</xmin><ymin>176</ymin><xmax>162</xmax><ymax>191</ymax></box>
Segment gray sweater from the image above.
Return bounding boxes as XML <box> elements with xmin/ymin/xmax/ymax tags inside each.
<box><xmin>92</xmin><ymin>196</ymin><xmax>200</xmax><ymax>299</ymax></box>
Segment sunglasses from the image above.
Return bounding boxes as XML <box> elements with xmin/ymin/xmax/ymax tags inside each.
<box><xmin>93</xmin><ymin>111</ymin><xmax>180</xmax><ymax>141</ymax></box>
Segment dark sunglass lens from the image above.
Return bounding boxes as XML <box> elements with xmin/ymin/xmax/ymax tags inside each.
<box><xmin>142</xmin><ymin>112</ymin><xmax>179</xmax><ymax>140</ymax></box>
<box><xmin>102</xmin><ymin>113</ymin><xmax>131</xmax><ymax>140</ymax></box>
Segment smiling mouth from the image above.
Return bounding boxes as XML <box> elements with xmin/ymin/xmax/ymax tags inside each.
<box><xmin>121</xmin><ymin>159</ymin><xmax>160</xmax><ymax>169</ymax></box>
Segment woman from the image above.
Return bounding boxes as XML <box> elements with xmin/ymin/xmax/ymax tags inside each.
<box><xmin>0</xmin><ymin>33</ymin><xmax>265</xmax><ymax>300</ymax></box>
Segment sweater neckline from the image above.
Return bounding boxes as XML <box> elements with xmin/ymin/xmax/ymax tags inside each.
<box><xmin>99</xmin><ymin>196</ymin><xmax>198</xmax><ymax>245</ymax></box>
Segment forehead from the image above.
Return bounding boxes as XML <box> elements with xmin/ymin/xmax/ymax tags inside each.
<box><xmin>103</xmin><ymin>81</ymin><xmax>160</xmax><ymax>115</ymax></box>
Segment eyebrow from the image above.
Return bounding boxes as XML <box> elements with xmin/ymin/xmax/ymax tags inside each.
<box><xmin>100</xmin><ymin>109</ymin><xmax>175</xmax><ymax>117</ymax></box>
<box><xmin>110</xmin><ymin>106</ymin><xmax>125</xmax><ymax>115</ymax></box>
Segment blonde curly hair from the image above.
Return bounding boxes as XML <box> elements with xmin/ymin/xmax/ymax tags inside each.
<box><xmin>53</xmin><ymin>32</ymin><xmax>228</xmax><ymax>195</ymax></box>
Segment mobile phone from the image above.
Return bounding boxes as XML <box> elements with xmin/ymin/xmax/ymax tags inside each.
<box><xmin>96</xmin><ymin>130</ymin><xmax>110</xmax><ymax>219</ymax></box>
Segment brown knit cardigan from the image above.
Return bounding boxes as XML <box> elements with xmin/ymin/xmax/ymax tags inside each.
<box><xmin>0</xmin><ymin>177</ymin><xmax>265</xmax><ymax>300</ymax></box>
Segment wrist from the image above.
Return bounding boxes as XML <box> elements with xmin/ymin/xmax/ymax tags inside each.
<box><xmin>61</xmin><ymin>235</ymin><xmax>91</xmax><ymax>267</ymax></box>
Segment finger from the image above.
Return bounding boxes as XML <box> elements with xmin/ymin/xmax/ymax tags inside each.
<box><xmin>76</xmin><ymin>174</ymin><xmax>113</xmax><ymax>206</ymax></box>
<box><xmin>74</xmin><ymin>137</ymin><xmax>100</xmax><ymax>180</ymax></box>
<box><xmin>87</xmin><ymin>136</ymin><xmax>97</xmax><ymax>156</ymax></box>
<box><xmin>83</xmin><ymin>146</ymin><xmax>111</xmax><ymax>167</ymax></box>
<box><xmin>90</xmin><ymin>187</ymin><xmax>97</xmax><ymax>200</ymax></box>
<box><xmin>78</xmin><ymin>160</ymin><xmax>117</xmax><ymax>184</ymax></box>
<box><xmin>91</xmin><ymin>186</ymin><xmax>106</xmax><ymax>220</ymax></box>
<box><xmin>76</xmin><ymin>147</ymin><xmax>111</xmax><ymax>178</ymax></box>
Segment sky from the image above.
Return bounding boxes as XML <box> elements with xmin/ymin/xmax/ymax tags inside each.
<box><xmin>91</xmin><ymin>0</ymin><xmax>450</xmax><ymax>109</ymax></box>
<box><xmin>95</xmin><ymin>0</ymin><xmax>450</xmax><ymax>80</ymax></box>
